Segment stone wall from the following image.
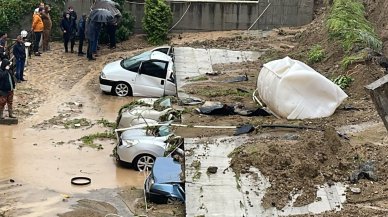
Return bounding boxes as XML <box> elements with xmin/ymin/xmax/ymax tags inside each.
<box><xmin>65</xmin><ymin>0</ymin><xmax>314</xmax><ymax>33</ymax></box>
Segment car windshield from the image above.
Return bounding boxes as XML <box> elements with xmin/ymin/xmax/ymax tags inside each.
<box><xmin>121</xmin><ymin>51</ymin><xmax>151</xmax><ymax>70</ymax></box>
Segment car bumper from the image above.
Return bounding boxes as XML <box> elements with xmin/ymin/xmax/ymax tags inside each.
<box><xmin>100</xmin><ymin>84</ymin><xmax>112</xmax><ymax>92</ymax></box>
<box><xmin>99</xmin><ymin>77</ymin><xmax>114</xmax><ymax>92</ymax></box>
<box><xmin>116</xmin><ymin>143</ymin><xmax>136</xmax><ymax>164</ymax></box>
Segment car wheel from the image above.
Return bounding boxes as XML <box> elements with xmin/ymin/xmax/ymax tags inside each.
<box><xmin>133</xmin><ymin>154</ymin><xmax>155</xmax><ymax>171</ymax></box>
<box><xmin>167</xmin><ymin>197</ymin><xmax>183</xmax><ymax>205</ymax></box>
<box><xmin>113</xmin><ymin>82</ymin><xmax>132</xmax><ymax>97</ymax></box>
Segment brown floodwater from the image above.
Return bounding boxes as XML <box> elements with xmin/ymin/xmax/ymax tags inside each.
<box><xmin>0</xmin><ymin>92</ymin><xmax>147</xmax><ymax>194</ymax></box>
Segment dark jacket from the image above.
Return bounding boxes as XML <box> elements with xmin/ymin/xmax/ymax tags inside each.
<box><xmin>0</xmin><ymin>59</ymin><xmax>15</xmax><ymax>93</ymax></box>
<box><xmin>12</xmin><ymin>42</ymin><xmax>26</xmax><ymax>60</ymax></box>
<box><xmin>78</xmin><ymin>16</ymin><xmax>86</xmax><ymax>38</ymax></box>
<box><xmin>60</xmin><ymin>16</ymin><xmax>76</xmax><ymax>36</ymax></box>
<box><xmin>86</xmin><ymin>19</ymin><xmax>99</xmax><ymax>41</ymax></box>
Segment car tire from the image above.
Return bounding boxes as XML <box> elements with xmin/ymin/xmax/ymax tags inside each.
<box><xmin>167</xmin><ymin>197</ymin><xmax>183</xmax><ymax>205</ymax></box>
<box><xmin>133</xmin><ymin>154</ymin><xmax>155</xmax><ymax>171</ymax></box>
<box><xmin>113</xmin><ymin>82</ymin><xmax>132</xmax><ymax>97</ymax></box>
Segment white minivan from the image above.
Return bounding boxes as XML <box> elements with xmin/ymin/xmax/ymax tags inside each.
<box><xmin>99</xmin><ymin>46</ymin><xmax>176</xmax><ymax>97</ymax></box>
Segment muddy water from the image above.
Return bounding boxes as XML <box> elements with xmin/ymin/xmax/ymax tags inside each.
<box><xmin>0</xmin><ymin>93</ymin><xmax>146</xmax><ymax>194</ymax></box>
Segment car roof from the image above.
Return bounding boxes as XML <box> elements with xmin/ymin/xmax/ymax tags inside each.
<box><xmin>150</xmin><ymin>51</ymin><xmax>171</xmax><ymax>62</ymax></box>
<box><xmin>152</xmin><ymin>157</ymin><xmax>182</xmax><ymax>184</ymax></box>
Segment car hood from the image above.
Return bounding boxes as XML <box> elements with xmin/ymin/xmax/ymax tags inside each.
<box><xmin>102</xmin><ymin>60</ymin><xmax>123</xmax><ymax>75</ymax></box>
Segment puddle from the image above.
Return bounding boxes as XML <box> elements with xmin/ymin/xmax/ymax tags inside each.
<box><xmin>0</xmin><ymin>91</ymin><xmax>146</xmax><ymax>194</ymax></box>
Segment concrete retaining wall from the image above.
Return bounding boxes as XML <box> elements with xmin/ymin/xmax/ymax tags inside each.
<box><xmin>66</xmin><ymin>0</ymin><xmax>314</xmax><ymax>33</ymax></box>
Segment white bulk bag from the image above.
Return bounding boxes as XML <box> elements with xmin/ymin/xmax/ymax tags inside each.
<box><xmin>255</xmin><ymin>57</ymin><xmax>348</xmax><ymax>119</ymax></box>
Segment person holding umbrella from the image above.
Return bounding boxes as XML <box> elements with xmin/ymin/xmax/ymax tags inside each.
<box><xmin>91</xmin><ymin>0</ymin><xmax>121</xmax><ymax>50</ymax></box>
<box><xmin>88</xmin><ymin>8</ymin><xmax>115</xmax><ymax>57</ymax></box>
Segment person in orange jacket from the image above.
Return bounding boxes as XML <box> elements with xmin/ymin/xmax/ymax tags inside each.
<box><xmin>31</xmin><ymin>7</ymin><xmax>44</xmax><ymax>56</ymax></box>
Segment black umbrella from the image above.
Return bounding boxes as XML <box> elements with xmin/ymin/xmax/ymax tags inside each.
<box><xmin>92</xmin><ymin>0</ymin><xmax>121</xmax><ymax>17</ymax></box>
<box><xmin>89</xmin><ymin>8</ymin><xmax>115</xmax><ymax>23</ymax></box>
<box><xmin>97</xmin><ymin>0</ymin><xmax>119</xmax><ymax>6</ymax></box>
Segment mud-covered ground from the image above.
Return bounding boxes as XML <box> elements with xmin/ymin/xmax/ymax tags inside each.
<box><xmin>2</xmin><ymin>1</ymin><xmax>388</xmax><ymax>216</ymax></box>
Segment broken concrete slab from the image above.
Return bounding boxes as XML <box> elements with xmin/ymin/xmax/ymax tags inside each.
<box><xmin>174</xmin><ymin>47</ymin><xmax>264</xmax><ymax>88</ymax></box>
<box><xmin>185</xmin><ymin>136</ymin><xmax>347</xmax><ymax>217</ymax></box>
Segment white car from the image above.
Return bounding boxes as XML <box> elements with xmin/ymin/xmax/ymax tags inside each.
<box><xmin>114</xmin><ymin>128</ymin><xmax>171</xmax><ymax>171</ymax></box>
<box><xmin>99</xmin><ymin>46</ymin><xmax>176</xmax><ymax>97</ymax></box>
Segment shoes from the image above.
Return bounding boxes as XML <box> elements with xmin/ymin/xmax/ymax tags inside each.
<box><xmin>78</xmin><ymin>53</ymin><xmax>85</xmax><ymax>56</ymax></box>
<box><xmin>79</xmin><ymin>52</ymin><xmax>86</xmax><ymax>54</ymax></box>
<box><xmin>34</xmin><ymin>52</ymin><xmax>41</xmax><ymax>56</ymax></box>
<box><xmin>21</xmin><ymin>79</ymin><xmax>27</xmax><ymax>81</ymax></box>
<box><xmin>71</xmin><ymin>50</ymin><xmax>74</xmax><ymax>53</ymax></box>
<box><xmin>88</xmin><ymin>57</ymin><xmax>96</xmax><ymax>61</ymax></box>
<box><xmin>17</xmin><ymin>80</ymin><xmax>21</xmax><ymax>83</ymax></box>
<box><xmin>65</xmin><ymin>50</ymin><xmax>68</xmax><ymax>53</ymax></box>
<box><xmin>109</xmin><ymin>46</ymin><xmax>116</xmax><ymax>49</ymax></box>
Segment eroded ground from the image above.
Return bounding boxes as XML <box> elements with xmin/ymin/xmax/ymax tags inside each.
<box><xmin>2</xmin><ymin>6</ymin><xmax>388</xmax><ymax>216</ymax></box>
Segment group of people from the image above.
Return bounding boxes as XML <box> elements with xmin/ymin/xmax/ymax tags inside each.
<box><xmin>59</xmin><ymin>5</ymin><xmax>118</xmax><ymax>60</ymax></box>
<box><xmin>0</xmin><ymin>2</ymin><xmax>119</xmax><ymax>119</ymax></box>
<box><xmin>31</xmin><ymin>2</ymin><xmax>52</xmax><ymax>56</ymax></box>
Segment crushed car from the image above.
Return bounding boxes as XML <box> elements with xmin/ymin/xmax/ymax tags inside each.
<box><xmin>145</xmin><ymin>157</ymin><xmax>185</xmax><ymax>204</ymax></box>
<box><xmin>114</xmin><ymin>125</ymin><xmax>183</xmax><ymax>171</ymax></box>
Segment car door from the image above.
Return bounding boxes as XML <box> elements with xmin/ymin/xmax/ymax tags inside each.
<box><xmin>134</xmin><ymin>60</ymin><xmax>168</xmax><ymax>97</ymax></box>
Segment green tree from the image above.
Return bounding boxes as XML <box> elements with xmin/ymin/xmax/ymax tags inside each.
<box><xmin>142</xmin><ymin>0</ymin><xmax>172</xmax><ymax>45</ymax></box>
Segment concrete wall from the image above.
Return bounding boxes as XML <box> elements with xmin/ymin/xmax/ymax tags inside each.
<box><xmin>66</xmin><ymin>0</ymin><xmax>314</xmax><ymax>33</ymax></box>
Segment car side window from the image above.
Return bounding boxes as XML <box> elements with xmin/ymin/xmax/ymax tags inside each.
<box><xmin>140</xmin><ymin>61</ymin><xmax>168</xmax><ymax>79</ymax></box>
<box><xmin>128</xmin><ymin>62</ymin><xmax>141</xmax><ymax>72</ymax></box>
<box><xmin>154</xmin><ymin>48</ymin><xmax>169</xmax><ymax>55</ymax></box>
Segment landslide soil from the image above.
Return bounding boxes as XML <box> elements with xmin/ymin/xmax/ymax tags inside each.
<box><xmin>174</xmin><ymin>2</ymin><xmax>388</xmax><ymax>216</ymax></box>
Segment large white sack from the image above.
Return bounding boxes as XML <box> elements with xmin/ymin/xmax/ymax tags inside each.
<box><xmin>255</xmin><ymin>56</ymin><xmax>348</xmax><ymax>119</ymax></box>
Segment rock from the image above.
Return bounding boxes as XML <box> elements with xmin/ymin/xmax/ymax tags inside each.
<box><xmin>350</xmin><ymin>187</ymin><xmax>361</xmax><ymax>194</ymax></box>
<box><xmin>207</xmin><ymin>166</ymin><xmax>218</xmax><ymax>174</ymax></box>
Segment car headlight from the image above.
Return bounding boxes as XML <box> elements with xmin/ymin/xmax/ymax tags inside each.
<box><xmin>122</xmin><ymin>139</ymin><xmax>139</xmax><ymax>148</ymax></box>
<box><xmin>101</xmin><ymin>72</ymin><xmax>106</xmax><ymax>79</ymax></box>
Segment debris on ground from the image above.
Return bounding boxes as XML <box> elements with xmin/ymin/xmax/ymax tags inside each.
<box><xmin>349</xmin><ymin>161</ymin><xmax>378</xmax><ymax>183</ymax></box>
<box><xmin>224</xmin><ymin>73</ymin><xmax>248</xmax><ymax>83</ymax></box>
<box><xmin>234</xmin><ymin>124</ymin><xmax>255</xmax><ymax>136</ymax></box>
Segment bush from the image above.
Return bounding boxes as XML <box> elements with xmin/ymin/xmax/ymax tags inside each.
<box><xmin>307</xmin><ymin>45</ymin><xmax>325</xmax><ymax>63</ymax></box>
<box><xmin>142</xmin><ymin>0</ymin><xmax>172</xmax><ymax>45</ymax></box>
<box><xmin>0</xmin><ymin>0</ymin><xmax>36</xmax><ymax>32</ymax></box>
<box><xmin>327</xmin><ymin>0</ymin><xmax>382</xmax><ymax>52</ymax></box>
<box><xmin>117</xmin><ymin>11</ymin><xmax>135</xmax><ymax>41</ymax></box>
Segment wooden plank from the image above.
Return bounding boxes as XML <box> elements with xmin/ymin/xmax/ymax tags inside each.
<box><xmin>0</xmin><ymin>118</ymin><xmax>18</xmax><ymax>125</ymax></box>
<box><xmin>365</xmin><ymin>74</ymin><xmax>388</xmax><ymax>131</ymax></box>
